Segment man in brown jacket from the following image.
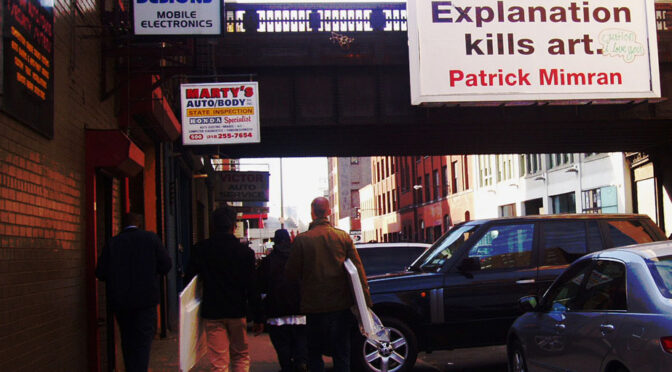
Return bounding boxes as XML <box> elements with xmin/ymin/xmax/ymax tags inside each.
<box><xmin>285</xmin><ymin>197</ymin><xmax>371</xmax><ymax>372</ymax></box>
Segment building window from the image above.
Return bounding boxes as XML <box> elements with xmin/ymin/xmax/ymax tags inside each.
<box><xmin>424</xmin><ymin>174</ymin><xmax>430</xmax><ymax>201</ymax></box>
<box><xmin>405</xmin><ymin>162</ymin><xmax>411</xmax><ymax>191</ymax></box>
<box><xmin>524</xmin><ymin>198</ymin><xmax>543</xmax><ymax>215</ymax></box>
<box><xmin>385</xmin><ymin>157</ymin><xmax>390</xmax><ymax>178</ymax></box>
<box><xmin>433</xmin><ymin>170</ymin><xmax>440</xmax><ymax>201</ymax></box>
<box><xmin>551</xmin><ymin>192</ymin><xmax>576</xmax><ymax>214</ymax></box>
<box><xmin>443</xmin><ymin>214</ymin><xmax>451</xmax><ymax>232</ymax></box>
<box><xmin>499</xmin><ymin>203</ymin><xmax>516</xmax><ymax>217</ymax></box>
<box><xmin>497</xmin><ymin>155</ymin><xmax>514</xmax><ymax>182</ymax></box>
<box><xmin>442</xmin><ymin>165</ymin><xmax>449</xmax><ymax>196</ymax></box>
<box><xmin>463</xmin><ymin>157</ymin><xmax>469</xmax><ymax>190</ymax></box>
<box><xmin>521</xmin><ymin>154</ymin><xmax>542</xmax><ymax>175</ymax></box>
<box><xmin>377</xmin><ymin>195</ymin><xmax>382</xmax><ymax>215</ymax></box>
<box><xmin>392</xmin><ymin>190</ymin><xmax>397</xmax><ymax>211</ymax></box>
<box><xmin>419</xmin><ymin>220</ymin><xmax>425</xmax><ymax>242</ymax></box>
<box><xmin>478</xmin><ymin>155</ymin><xmax>495</xmax><ymax>187</ymax></box>
<box><xmin>582</xmin><ymin>186</ymin><xmax>618</xmax><ymax>213</ymax></box>
<box><xmin>548</xmin><ymin>153</ymin><xmax>574</xmax><ymax>169</ymax></box>
<box><xmin>451</xmin><ymin>161</ymin><xmax>458</xmax><ymax>193</ymax></box>
<box><xmin>386</xmin><ymin>192</ymin><xmax>391</xmax><ymax>214</ymax></box>
<box><xmin>350</xmin><ymin>157</ymin><xmax>359</xmax><ymax>164</ymax></box>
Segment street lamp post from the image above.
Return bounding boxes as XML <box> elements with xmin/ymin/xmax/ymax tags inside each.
<box><xmin>280</xmin><ymin>158</ymin><xmax>285</xmax><ymax>229</ymax></box>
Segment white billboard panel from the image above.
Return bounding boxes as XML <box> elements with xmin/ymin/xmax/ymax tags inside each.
<box><xmin>133</xmin><ymin>0</ymin><xmax>221</xmax><ymax>35</ymax></box>
<box><xmin>408</xmin><ymin>0</ymin><xmax>661</xmax><ymax>104</ymax></box>
<box><xmin>181</xmin><ymin>82</ymin><xmax>261</xmax><ymax>145</ymax></box>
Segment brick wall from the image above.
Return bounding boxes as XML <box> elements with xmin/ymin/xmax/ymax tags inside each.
<box><xmin>0</xmin><ymin>0</ymin><xmax>118</xmax><ymax>369</ymax></box>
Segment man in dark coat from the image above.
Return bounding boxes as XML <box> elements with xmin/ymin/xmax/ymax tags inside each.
<box><xmin>95</xmin><ymin>212</ymin><xmax>172</xmax><ymax>372</ymax></box>
<box><xmin>185</xmin><ymin>205</ymin><xmax>262</xmax><ymax>372</ymax></box>
<box><xmin>257</xmin><ymin>229</ymin><xmax>307</xmax><ymax>372</ymax></box>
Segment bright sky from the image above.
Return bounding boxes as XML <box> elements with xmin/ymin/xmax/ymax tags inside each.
<box><xmin>240</xmin><ymin>158</ymin><xmax>328</xmax><ymax>224</ymax></box>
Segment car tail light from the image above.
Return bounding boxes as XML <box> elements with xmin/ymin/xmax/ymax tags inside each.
<box><xmin>661</xmin><ymin>337</ymin><xmax>672</xmax><ymax>353</ymax></box>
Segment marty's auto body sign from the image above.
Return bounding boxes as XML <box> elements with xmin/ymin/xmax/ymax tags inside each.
<box><xmin>181</xmin><ymin>82</ymin><xmax>260</xmax><ymax>145</ymax></box>
<box><xmin>133</xmin><ymin>0</ymin><xmax>221</xmax><ymax>35</ymax></box>
<box><xmin>408</xmin><ymin>0</ymin><xmax>660</xmax><ymax>104</ymax></box>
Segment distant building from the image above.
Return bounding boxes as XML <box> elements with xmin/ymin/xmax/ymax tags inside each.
<box><xmin>396</xmin><ymin>156</ymin><xmax>474</xmax><ymax>243</ymax></box>
<box><xmin>328</xmin><ymin>156</ymin><xmax>371</xmax><ymax>230</ymax></box>
<box><xmin>358</xmin><ymin>156</ymin><xmax>474</xmax><ymax>243</ymax></box>
<box><xmin>472</xmin><ymin>153</ymin><xmax>633</xmax><ymax>218</ymax></box>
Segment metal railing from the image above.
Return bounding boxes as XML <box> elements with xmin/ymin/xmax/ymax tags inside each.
<box><xmin>224</xmin><ymin>3</ymin><xmax>407</xmax><ymax>33</ymax></box>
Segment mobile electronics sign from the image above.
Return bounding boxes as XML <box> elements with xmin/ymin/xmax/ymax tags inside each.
<box><xmin>408</xmin><ymin>0</ymin><xmax>661</xmax><ymax>104</ymax></box>
<box><xmin>181</xmin><ymin>82</ymin><xmax>260</xmax><ymax>145</ymax></box>
<box><xmin>215</xmin><ymin>171</ymin><xmax>269</xmax><ymax>202</ymax></box>
<box><xmin>133</xmin><ymin>0</ymin><xmax>221</xmax><ymax>35</ymax></box>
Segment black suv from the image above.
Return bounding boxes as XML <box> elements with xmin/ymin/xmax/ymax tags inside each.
<box><xmin>352</xmin><ymin>214</ymin><xmax>666</xmax><ymax>372</ymax></box>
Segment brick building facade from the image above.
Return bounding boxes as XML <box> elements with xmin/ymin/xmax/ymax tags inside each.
<box><xmin>0</xmin><ymin>0</ymin><xmax>190</xmax><ymax>370</ymax></box>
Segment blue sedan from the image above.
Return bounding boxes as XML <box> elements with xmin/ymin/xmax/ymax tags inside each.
<box><xmin>507</xmin><ymin>240</ymin><xmax>672</xmax><ymax>372</ymax></box>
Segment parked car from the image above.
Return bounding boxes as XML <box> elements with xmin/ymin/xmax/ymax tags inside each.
<box><xmin>507</xmin><ymin>240</ymin><xmax>672</xmax><ymax>372</ymax></box>
<box><xmin>355</xmin><ymin>242</ymin><xmax>431</xmax><ymax>276</ymax></box>
<box><xmin>352</xmin><ymin>214</ymin><xmax>666</xmax><ymax>372</ymax></box>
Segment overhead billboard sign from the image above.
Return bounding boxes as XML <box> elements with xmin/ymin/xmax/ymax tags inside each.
<box><xmin>133</xmin><ymin>0</ymin><xmax>221</xmax><ymax>35</ymax></box>
<box><xmin>181</xmin><ymin>82</ymin><xmax>261</xmax><ymax>145</ymax></box>
<box><xmin>408</xmin><ymin>0</ymin><xmax>661</xmax><ymax>104</ymax></box>
<box><xmin>215</xmin><ymin>171</ymin><xmax>269</xmax><ymax>202</ymax></box>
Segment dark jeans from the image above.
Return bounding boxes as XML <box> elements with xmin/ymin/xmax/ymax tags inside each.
<box><xmin>268</xmin><ymin>324</ymin><xmax>308</xmax><ymax>372</ymax></box>
<box><xmin>115</xmin><ymin>306</ymin><xmax>157</xmax><ymax>372</ymax></box>
<box><xmin>306</xmin><ymin>309</ymin><xmax>355</xmax><ymax>372</ymax></box>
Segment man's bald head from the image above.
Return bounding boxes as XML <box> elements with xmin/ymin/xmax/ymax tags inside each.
<box><xmin>311</xmin><ymin>197</ymin><xmax>331</xmax><ymax>219</ymax></box>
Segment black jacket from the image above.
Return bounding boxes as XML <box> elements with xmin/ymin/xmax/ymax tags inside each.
<box><xmin>95</xmin><ymin>227</ymin><xmax>172</xmax><ymax>310</ymax></box>
<box><xmin>257</xmin><ymin>241</ymin><xmax>302</xmax><ymax>320</ymax></box>
<box><xmin>186</xmin><ymin>233</ymin><xmax>261</xmax><ymax>321</ymax></box>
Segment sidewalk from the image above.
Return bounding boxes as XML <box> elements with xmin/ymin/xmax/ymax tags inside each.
<box><xmin>148</xmin><ymin>328</ymin><xmax>332</xmax><ymax>372</ymax></box>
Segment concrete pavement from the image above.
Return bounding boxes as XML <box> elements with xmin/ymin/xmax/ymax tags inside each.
<box><xmin>147</xmin><ymin>327</ymin><xmax>334</xmax><ymax>372</ymax></box>
<box><xmin>145</xmin><ymin>328</ymin><xmax>506</xmax><ymax>371</ymax></box>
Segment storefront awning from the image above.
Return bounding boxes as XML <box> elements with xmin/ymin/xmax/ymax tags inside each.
<box><xmin>86</xmin><ymin>130</ymin><xmax>144</xmax><ymax>176</ymax></box>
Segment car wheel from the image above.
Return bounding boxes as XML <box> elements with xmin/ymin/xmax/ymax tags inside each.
<box><xmin>508</xmin><ymin>340</ymin><xmax>528</xmax><ymax>372</ymax></box>
<box><xmin>353</xmin><ymin>317</ymin><xmax>418</xmax><ymax>372</ymax></box>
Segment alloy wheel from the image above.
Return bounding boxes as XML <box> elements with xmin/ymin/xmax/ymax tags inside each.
<box><xmin>362</xmin><ymin>326</ymin><xmax>409</xmax><ymax>372</ymax></box>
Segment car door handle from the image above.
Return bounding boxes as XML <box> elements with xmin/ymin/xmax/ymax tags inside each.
<box><xmin>516</xmin><ymin>279</ymin><xmax>536</xmax><ymax>284</ymax></box>
<box><xmin>600</xmin><ymin>324</ymin><xmax>615</xmax><ymax>334</ymax></box>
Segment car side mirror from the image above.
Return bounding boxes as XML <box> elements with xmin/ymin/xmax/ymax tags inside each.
<box><xmin>519</xmin><ymin>295</ymin><xmax>539</xmax><ymax>312</ymax></box>
<box><xmin>457</xmin><ymin>257</ymin><xmax>481</xmax><ymax>272</ymax></box>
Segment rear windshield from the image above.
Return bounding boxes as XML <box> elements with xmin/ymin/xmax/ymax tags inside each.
<box><xmin>647</xmin><ymin>254</ymin><xmax>672</xmax><ymax>299</ymax></box>
<box><xmin>411</xmin><ymin>223</ymin><xmax>481</xmax><ymax>272</ymax></box>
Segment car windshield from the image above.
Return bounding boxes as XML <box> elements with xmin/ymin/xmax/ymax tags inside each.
<box><xmin>647</xmin><ymin>254</ymin><xmax>672</xmax><ymax>299</ymax></box>
<box><xmin>410</xmin><ymin>223</ymin><xmax>481</xmax><ymax>272</ymax></box>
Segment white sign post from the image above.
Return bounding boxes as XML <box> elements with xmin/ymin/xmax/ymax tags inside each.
<box><xmin>181</xmin><ymin>82</ymin><xmax>261</xmax><ymax>145</ymax></box>
<box><xmin>133</xmin><ymin>0</ymin><xmax>221</xmax><ymax>35</ymax></box>
<box><xmin>408</xmin><ymin>0</ymin><xmax>661</xmax><ymax>104</ymax></box>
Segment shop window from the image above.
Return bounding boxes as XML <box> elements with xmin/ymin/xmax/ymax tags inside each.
<box><xmin>499</xmin><ymin>203</ymin><xmax>516</xmax><ymax>217</ymax></box>
<box><xmin>582</xmin><ymin>186</ymin><xmax>618</xmax><ymax>213</ymax></box>
<box><xmin>551</xmin><ymin>192</ymin><xmax>576</xmax><ymax>214</ymax></box>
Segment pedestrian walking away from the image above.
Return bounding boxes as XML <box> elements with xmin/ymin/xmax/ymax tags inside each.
<box><xmin>185</xmin><ymin>204</ymin><xmax>263</xmax><ymax>372</ymax></box>
<box><xmin>257</xmin><ymin>229</ymin><xmax>308</xmax><ymax>372</ymax></box>
<box><xmin>285</xmin><ymin>197</ymin><xmax>371</xmax><ymax>372</ymax></box>
<box><xmin>95</xmin><ymin>212</ymin><xmax>172</xmax><ymax>372</ymax></box>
